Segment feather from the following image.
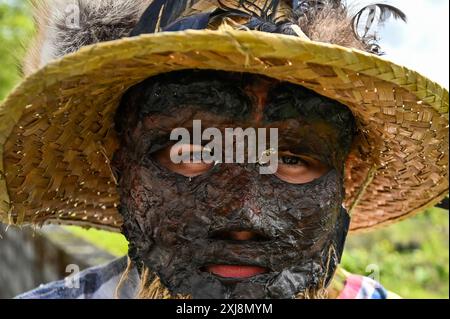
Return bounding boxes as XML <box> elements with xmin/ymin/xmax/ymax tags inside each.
<box><xmin>352</xmin><ymin>3</ymin><xmax>407</xmax><ymax>38</ymax></box>
<box><xmin>216</xmin><ymin>0</ymin><xmax>284</xmax><ymax>20</ymax></box>
<box><xmin>163</xmin><ymin>12</ymin><xmax>212</xmax><ymax>31</ymax></box>
<box><xmin>131</xmin><ymin>0</ymin><xmax>199</xmax><ymax>35</ymax></box>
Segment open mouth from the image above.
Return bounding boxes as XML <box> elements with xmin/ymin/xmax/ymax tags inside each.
<box><xmin>204</xmin><ymin>264</ymin><xmax>269</xmax><ymax>279</ymax></box>
<box><xmin>202</xmin><ymin>229</ymin><xmax>271</xmax><ymax>279</ymax></box>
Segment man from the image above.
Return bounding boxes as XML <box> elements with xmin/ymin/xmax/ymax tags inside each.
<box><xmin>0</xmin><ymin>0</ymin><xmax>448</xmax><ymax>299</ymax></box>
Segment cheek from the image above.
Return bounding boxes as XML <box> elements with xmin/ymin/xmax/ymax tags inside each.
<box><xmin>269</xmin><ymin>171</ymin><xmax>344</xmax><ymax>240</ymax></box>
<box><xmin>121</xmin><ymin>161</ymin><xmax>214</xmax><ymax>241</ymax></box>
<box><xmin>119</xmin><ymin>159</ymin><xmax>177</xmax><ymax>221</ymax></box>
<box><xmin>124</xmin><ymin>166</ymin><xmax>166</xmax><ymax>215</ymax></box>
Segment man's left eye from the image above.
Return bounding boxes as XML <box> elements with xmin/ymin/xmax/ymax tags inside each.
<box><xmin>280</xmin><ymin>155</ymin><xmax>307</xmax><ymax>166</ymax></box>
<box><xmin>275</xmin><ymin>152</ymin><xmax>329</xmax><ymax>184</ymax></box>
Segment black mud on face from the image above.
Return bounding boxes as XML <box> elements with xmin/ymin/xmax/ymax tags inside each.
<box><xmin>113</xmin><ymin>70</ymin><xmax>354</xmax><ymax>299</ymax></box>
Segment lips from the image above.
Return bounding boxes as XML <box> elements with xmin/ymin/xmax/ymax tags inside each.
<box><xmin>206</xmin><ymin>264</ymin><xmax>268</xmax><ymax>279</ymax></box>
<box><xmin>204</xmin><ymin>230</ymin><xmax>271</xmax><ymax>279</ymax></box>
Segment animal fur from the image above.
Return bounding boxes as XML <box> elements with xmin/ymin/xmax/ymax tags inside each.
<box><xmin>296</xmin><ymin>3</ymin><xmax>368</xmax><ymax>52</ymax></box>
<box><xmin>24</xmin><ymin>0</ymin><xmax>151</xmax><ymax>75</ymax></box>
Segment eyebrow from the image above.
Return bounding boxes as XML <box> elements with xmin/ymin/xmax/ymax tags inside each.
<box><xmin>137</xmin><ymin>78</ymin><xmax>252</xmax><ymax>120</ymax></box>
<box><xmin>263</xmin><ymin>83</ymin><xmax>354</xmax><ymax>125</ymax></box>
<box><xmin>134</xmin><ymin>74</ymin><xmax>354</xmax><ymax>139</ymax></box>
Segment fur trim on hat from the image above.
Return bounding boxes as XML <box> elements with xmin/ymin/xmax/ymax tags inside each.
<box><xmin>24</xmin><ymin>0</ymin><xmax>151</xmax><ymax>75</ymax></box>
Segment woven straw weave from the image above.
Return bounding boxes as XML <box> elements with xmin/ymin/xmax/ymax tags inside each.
<box><xmin>0</xmin><ymin>30</ymin><xmax>448</xmax><ymax>232</ymax></box>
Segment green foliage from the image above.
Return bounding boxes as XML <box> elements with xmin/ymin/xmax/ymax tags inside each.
<box><xmin>342</xmin><ymin>208</ymin><xmax>449</xmax><ymax>299</ymax></box>
<box><xmin>0</xmin><ymin>0</ymin><xmax>34</xmax><ymax>101</ymax></box>
<box><xmin>64</xmin><ymin>226</ymin><xmax>129</xmax><ymax>258</ymax></box>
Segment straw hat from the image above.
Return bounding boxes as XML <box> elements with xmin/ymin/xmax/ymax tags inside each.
<box><xmin>0</xmin><ymin>0</ymin><xmax>448</xmax><ymax>233</ymax></box>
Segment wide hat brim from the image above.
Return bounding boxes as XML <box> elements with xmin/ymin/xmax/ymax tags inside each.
<box><xmin>0</xmin><ymin>29</ymin><xmax>448</xmax><ymax>232</ymax></box>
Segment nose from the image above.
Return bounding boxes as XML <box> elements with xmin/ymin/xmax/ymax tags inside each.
<box><xmin>215</xmin><ymin>166</ymin><xmax>263</xmax><ymax>216</ymax></box>
<box><xmin>238</xmin><ymin>190</ymin><xmax>261</xmax><ymax>215</ymax></box>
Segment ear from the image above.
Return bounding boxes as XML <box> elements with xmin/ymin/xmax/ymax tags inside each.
<box><xmin>23</xmin><ymin>0</ymin><xmax>152</xmax><ymax>75</ymax></box>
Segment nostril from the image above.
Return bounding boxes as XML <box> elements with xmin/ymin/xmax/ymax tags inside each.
<box><xmin>210</xmin><ymin>230</ymin><xmax>270</xmax><ymax>242</ymax></box>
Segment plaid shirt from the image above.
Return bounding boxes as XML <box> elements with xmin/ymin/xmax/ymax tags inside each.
<box><xmin>16</xmin><ymin>257</ymin><xmax>393</xmax><ymax>299</ymax></box>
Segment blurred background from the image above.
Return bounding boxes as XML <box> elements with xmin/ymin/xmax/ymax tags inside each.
<box><xmin>0</xmin><ymin>0</ymin><xmax>448</xmax><ymax>299</ymax></box>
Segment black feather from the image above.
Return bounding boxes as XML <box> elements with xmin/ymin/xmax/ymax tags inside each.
<box><xmin>131</xmin><ymin>0</ymin><xmax>197</xmax><ymax>36</ymax></box>
<box><xmin>218</xmin><ymin>0</ymin><xmax>283</xmax><ymax>20</ymax></box>
<box><xmin>163</xmin><ymin>12</ymin><xmax>212</xmax><ymax>32</ymax></box>
<box><xmin>352</xmin><ymin>3</ymin><xmax>407</xmax><ymax>38</ymax></box>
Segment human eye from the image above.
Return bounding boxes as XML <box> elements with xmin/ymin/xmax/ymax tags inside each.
<box><xmin>152</xmin><ymin>144</ymin><xmax>214</xmax><ymax>178</ymax></box>
<box><xmin>275</xmin><ymin>152</ymin><xmax>329</xmax><ymax>184</ymax></box>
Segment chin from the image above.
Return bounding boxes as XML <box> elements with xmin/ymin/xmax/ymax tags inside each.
<box><xmin>132</xmin><ymin>245</ymin><xmax>336</xmax><ymax>299</ymax></box>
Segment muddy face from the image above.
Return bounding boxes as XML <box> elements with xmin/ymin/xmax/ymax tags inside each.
<box><xmin>113</xmin><ymin>70</ymin><xmax>356</xmax><ymax>299</ymax></box>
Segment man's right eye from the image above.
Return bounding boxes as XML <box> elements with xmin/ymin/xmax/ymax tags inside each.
<box><xmin>152</xmin><ymin>144</ymin><xmax>214</xmax><ymax>178</ymax></box>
